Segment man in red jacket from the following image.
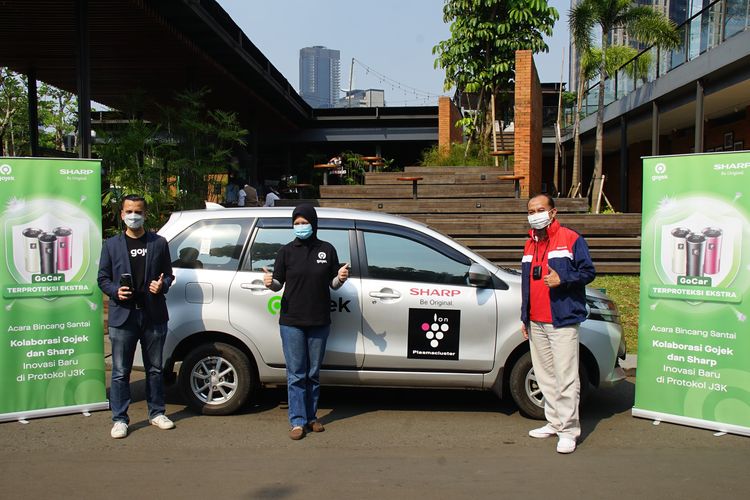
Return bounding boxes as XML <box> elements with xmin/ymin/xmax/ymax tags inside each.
<box><xmin>520</xmin><ymin>194</ymin><xmax>595</xmax><ymax>454</ymax></box>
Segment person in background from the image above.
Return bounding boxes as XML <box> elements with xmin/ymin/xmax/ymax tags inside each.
<box><xmin>242</xmin><ymin>183</ymin><xmax>259</xmax><ymax>207</ymax></box>
<box><xmin>264</xmin><ymin>181</ymin><xmax>284</xmax><ymax>207</ymax></box>
<box><xmin>262</xmin><ymin>204</ymin><xmax>349</xmax><ymax>440</ymax></box>
<box><xmin>98</xmin><ymin>194</ymin><xmax>176</xmax><ymax>439</ymax></box>
<box><xmin>520</xmin><ymin>194</ymin><xmax>595</xmax><ymax>454</ymax></box>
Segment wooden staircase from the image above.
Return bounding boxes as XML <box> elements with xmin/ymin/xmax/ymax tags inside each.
<box><xmin>317</xmin><ymin>166</ymin><xmax>641</xmax><ymax>273</ymax></box>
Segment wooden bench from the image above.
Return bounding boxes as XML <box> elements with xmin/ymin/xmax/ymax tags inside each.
<box><xmin>318</xmin><ymin>197</ymin><xmax>589</xmax><ymax>214</ymax></box>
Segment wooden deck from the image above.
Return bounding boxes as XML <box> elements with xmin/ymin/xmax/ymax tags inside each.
<box><xmin>318</xmin><ymin>166</ymin><xmax>642</xmax><ymax>273</ymax></box>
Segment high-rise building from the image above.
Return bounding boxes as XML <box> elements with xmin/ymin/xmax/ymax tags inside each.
<box><xmin>299</xmin><ymin>46</ymin><xmax>341</xmax><ymax>108</ymax></box>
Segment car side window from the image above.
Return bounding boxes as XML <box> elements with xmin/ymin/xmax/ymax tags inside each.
<box><xmin>169</xmin><ymin>220</ymin><xmax>248</xmax><ymax>271</ymax></box>
<box><xmin>244</xmin><ymin>228</ymin><xmax>351</xmax><ymax>272</ymax></box>
<box><xmin>363</xmin><ymin>231</ymin><xmax>469</xmax><ymax>285</ymax></box>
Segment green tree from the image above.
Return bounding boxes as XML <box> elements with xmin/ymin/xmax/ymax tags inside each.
<box><xmin>0</xmin><ymin>68</ymin><xmax>29</xmax><ymax>156</ymax></box>
<box><xmin>569</xmin><ymin>0</ymin><xmax>679</xmax><ymax>211</ymax></box>
<box><xmin>38</xmin><ymin>83</ymin><xmax>78</xmax><ymax>152</ymax></box>
<box><xmin>433</xmin><ymin>0</ymin><xmax>558</xmax><ymax>154</ymax></box>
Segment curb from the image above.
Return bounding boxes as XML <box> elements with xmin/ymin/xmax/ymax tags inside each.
<box><xmin>621</xmin><ymin>354</ymin><xmax>637</xmax><ymax>377</ymax></box>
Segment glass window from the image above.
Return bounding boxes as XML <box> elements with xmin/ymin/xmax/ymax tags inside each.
<box><xmin>244</xmin><ymin>228</ymin><xmax>351</xmax><ymax>272</ymax></box>
<box><xmin>363</xmin><ymin>231</ymin><xmax>470</xmax><ymax>285</ymax></box>
<box><xmin>169</xmin><ymin>220</ymin><xmax>248</xmax><ymax>271</ymax></box>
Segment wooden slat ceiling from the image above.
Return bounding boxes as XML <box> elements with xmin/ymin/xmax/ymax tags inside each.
<box><xmin>0</xmin><ymin>0</ymin><xmax>310</xmax><ymax>131</ymax></box>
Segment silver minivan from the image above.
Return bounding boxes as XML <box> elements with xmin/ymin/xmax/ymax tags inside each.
<box><xmin>158</xmin><ymin>207</ymin><xmax>626</xmax><ymax>419</ymax></box>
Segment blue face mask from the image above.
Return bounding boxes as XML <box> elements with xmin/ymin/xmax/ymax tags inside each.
<box><xmin>294</xmin><ymin>224</ymin><xmax>313</xmax><ymax>240</ymax></box>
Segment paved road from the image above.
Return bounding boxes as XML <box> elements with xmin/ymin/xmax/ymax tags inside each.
<box><xmin>1</xmin><ymin>373</ymin><xmax>747</xmax><ymax>499</ymax></box>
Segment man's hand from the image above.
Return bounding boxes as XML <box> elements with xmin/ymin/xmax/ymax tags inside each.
<box><xmin>521</xmin><ymin>323</ymin><xmax>528</xmax><ymax>340</ymax></box>
<box><xmin>149</xmin><ymin>273</ymin><xmax>164</xmax><ymax>294</ymax></box>
<box><xmin>337</xmin><ymin>263</ymin><xmax>350</xmax><ymax>283</ymax></box>
<box><xmin>262</xmin><ymin>267</ymin><xmax>273</xmax><ymax>287</ymax></box>
<box><xmin>117</xmin><ymin>286</ymin><xmax>132</xmax><ymax>301</ymax></box>
<box><xmin>543</xmin><ymin>268</ymin><xmax>561</xmax><ymax>288</ymax></box>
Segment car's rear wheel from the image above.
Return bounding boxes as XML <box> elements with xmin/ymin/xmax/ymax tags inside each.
<box><xmin>508</xmin><ymin>351</ymin><xmax>590</xmax><ymax>420</ymax></box>
<box><xmin>179</xmin><ymin>342</ymin><xmax>254</xmax><ymax>415</ymax></box>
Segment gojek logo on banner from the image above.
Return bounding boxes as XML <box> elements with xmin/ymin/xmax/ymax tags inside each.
<box><xmin>0</xmin><ymin>158</ymin><xmax>108</xmax><ymax>423</ymax></box>
<box><xmin>633</xmin><ymin>151</ymin><xmax>750</xmax><ymax>436</ymax></box>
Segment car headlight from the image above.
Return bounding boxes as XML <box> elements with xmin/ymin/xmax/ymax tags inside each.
<box><xmin>586</xmin><ymin>295</ymin><xmax>620</xmax><ymax>323</ymax></box>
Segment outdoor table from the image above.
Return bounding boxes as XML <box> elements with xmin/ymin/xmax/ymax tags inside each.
<box><xmin>361</xmin><ymin>156</ymin><xmax>384</xmax><ymax>173</ymax></box>
<box><xmin>490</xmin><ymin>149</ymin><xmax>514</xmax><ymax>169</ymax></box>
<box><xmin>397</xmin><ymin>176</ymin><xmax>423</xmax><ymax>199</ymax></box>
<box><xmin>288</xmin><ymin>183</ymin><xmax>313</xmax><ymax>198</ymax></box>
<box><xmin>313</xmin><ymin>163</ymin><xmax>338</xmax><ymax>185</ymax></box>
<box><xmin>498</xmin><ymin>175</ymin><xmax>524</xmax><ymax>199</ymax></box>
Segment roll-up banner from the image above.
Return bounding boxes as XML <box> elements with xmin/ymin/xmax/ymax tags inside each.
<box><xmin>634</xmin><ymin>152</ymin><xmax>750</xmax><ymax>436</ymax></box>
<box><xmin>0</xmin><ymin>158</ymin><xmax>108</xmax><ymax>422</ymax></box>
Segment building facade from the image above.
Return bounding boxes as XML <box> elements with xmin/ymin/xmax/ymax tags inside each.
<box><xmin>299</xmin><ymin>46</ymin><xmax>341</xmax><ymax>109</ymax></box>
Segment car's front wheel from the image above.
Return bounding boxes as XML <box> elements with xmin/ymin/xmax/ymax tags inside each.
<box><xmin>508</xmin><ymin>351</ymin><xmax>590</xmax><ymax>420</ymax></box>
<box><xmin>179</xmin><ymin>342</ymin><xmax>255</xmax><ymax>415</ymax></box>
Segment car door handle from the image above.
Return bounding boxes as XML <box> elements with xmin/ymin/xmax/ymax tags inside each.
<box><xmin>369</xmin><ymin>291</ymin><xmax>401</xmax><ymax>299</ymax></box>
<box><xmin>241</xmin><ymin>282</ymin><xmax>268</xmax><ymax>291</ymax></box>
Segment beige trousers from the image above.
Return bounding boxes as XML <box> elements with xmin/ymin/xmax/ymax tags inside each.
<box><xmin>529</xmin><ymin>321</ymin><xmax>581</xmax><ymax>439</ymax></box>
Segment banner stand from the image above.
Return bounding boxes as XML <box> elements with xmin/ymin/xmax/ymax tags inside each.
<box><xmin>0</xmin><ymin>158</ymin><xmax>108</xmax><ymax>423</ymax></box>
<box><xmin>0</xmin><ymin>402</ymin><xmax>110</xmax><ymax>424</ymax></box>
<box><xmin>633</xmin><ymin>152</ymin><xmax>750</xmax><ymax>437</ymax></box>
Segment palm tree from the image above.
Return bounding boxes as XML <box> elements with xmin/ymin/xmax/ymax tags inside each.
<box><xmin>569</xmin><ymin>0</ymin><xmax>680</xmax><ymax>211</ymax></box>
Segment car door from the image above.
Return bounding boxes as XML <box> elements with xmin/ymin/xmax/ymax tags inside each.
<box><xmin>358</xmin><ymin>221</ymin><xmax>497</xmax><ymax>372</ymax></box>
<box><xmin>228</xmin><ymin>217</ymin><xmax>364</xmax><ymax>369</ymax></box>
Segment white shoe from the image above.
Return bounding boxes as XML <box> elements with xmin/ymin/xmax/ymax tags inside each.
<box><xmin>149</xmin><ymin>414</ymin><xmax>175</xmax><ymax>430</ymax></box>
<box><xmin>111</xmin><ymin>421</ymin><xmax>128</xmax><ymax>439</ymax></box>
<box><xmin>557</xmin><ymin>437</ymin><xmax>577</xmax><ymax>454</ymax></box>
<box><xmin>528</xmin><ymin>424</ymin><xmax>557</xmax><ymax>438</ymax></box>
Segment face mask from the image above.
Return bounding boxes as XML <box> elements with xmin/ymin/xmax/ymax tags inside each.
<box><xmin>124</xmin><ymin>213</ymin><xmax>145</xmax><ymax>230</ymax></box>
<box><xmin>294</xmin><ymin>223</ymin><xmax>313</xmax><ymax>240</ymax></box>
<box><xmin>527</xmin><ymin>210</ymin><xmax>551</xmax><ymax>230</ymax></box>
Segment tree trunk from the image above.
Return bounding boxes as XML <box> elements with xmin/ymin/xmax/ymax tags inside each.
<box><xmin>591</xmin><ymin>32</ymin><xmax>608</xmax><ymax>213</ymax></box>
<box><xmin>571</xmin><ymin>64</ymin><xmax>586</xmax><ymax>196</ymax></box>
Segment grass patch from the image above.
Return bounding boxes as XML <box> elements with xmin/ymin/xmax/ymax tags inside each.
<box><xmin>591</xmin><ymin>274</ymin><xmax>640</xmax><ymax>354</ymax></box>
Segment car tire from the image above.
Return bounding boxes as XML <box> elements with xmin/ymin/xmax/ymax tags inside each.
<box><xmin>509</xmin><ymin>351</ymin><xmax>590</xmax><ymax>420</ymax></box>
<box><xmin>179</xmin><ymin>342</ymin><xmax>254</xmax><ymax>415</ymax></box>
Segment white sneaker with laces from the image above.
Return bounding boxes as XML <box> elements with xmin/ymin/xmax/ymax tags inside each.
<box><xmin>149</xmin><ymin>414</ymin><xmax>175</xmax><ymax>430</ymax></box>
<box><xmin>557</xmin><ymin>437</ymin><xmax>577</xmax><ymax>454</ymax></box>
<box><xmin>111</xmin><ymin>421</ymin><xmax>128</xmax><ymax>439</ymax></box>
<box><xmin>528</xmin><ymin>424</ymin><xmax>557</xmax><ymax>438</ymax></box>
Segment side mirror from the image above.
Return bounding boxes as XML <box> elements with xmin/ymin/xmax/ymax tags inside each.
<box><xmin>468</xmin><ymin>263</ymin><xmax>492</xmax><ymax>287</ymax></box>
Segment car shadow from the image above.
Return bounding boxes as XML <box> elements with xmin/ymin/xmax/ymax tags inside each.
<box><xmin>578</xmin><ymin>377</ymin><xmax>636</xmax><ymax>444</ymax></box>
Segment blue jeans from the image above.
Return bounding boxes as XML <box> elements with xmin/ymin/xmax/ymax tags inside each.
<box><xmin>279</xmin><ymin>324</ymin><xmax>330</xmax><ymax>428</ymax></box>
<box><xmin>109</xmin><ymin>310</ymin><xmax>167</xmax><ymax>424</ymax></box>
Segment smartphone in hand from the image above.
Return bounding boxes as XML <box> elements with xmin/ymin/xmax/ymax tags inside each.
<box><xmin>119</xmin><ymin>273</ymin><xmax>133</xmax><ymax>291</ymax></box>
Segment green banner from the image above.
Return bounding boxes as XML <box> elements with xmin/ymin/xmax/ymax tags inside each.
<box><xmin>0</xmin><ymin>157</ymin><xmax>108</xmax><ymax>422</ymax></box>
<box><xmin>634</xmin><ymin>152</ymin><xmax>750</xmax><ymax>436</ymax></box>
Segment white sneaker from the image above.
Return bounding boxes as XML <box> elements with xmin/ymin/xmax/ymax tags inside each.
<box><xmin>111</xmin><ymin>421</ymin><xmax>128</xmax><ymax>439</ymax></box>
<box><xmin>557</xmin><ymin>437</ymin><xmax>577</xmax><ymax>454</ymax></box>
<box><xmin>528</xmin><ymin>424</ymin><xmax>557</xmax><ymax>438</ymax></box>
<box><xmin>149</xmin><ymin>414</ymin><xmax>175</xmax><ymax>430</ymax></box>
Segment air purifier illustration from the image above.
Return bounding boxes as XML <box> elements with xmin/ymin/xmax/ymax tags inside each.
<box><xmin>38</xmin><ymin>232</ymin><xmax>58</xmax><ymax>274</ymax></box>
<box><xmin>54</xmin><ymin>226</ymin><xmax>73</xmax><ymax>271</ymax></box>
<box><xmin>22</xmin><ymin>227</ymin><xmax>43</xmax><ymax>273</ymax></box>
<box><xmin>685</xmin><ymin>233</ymin><xmax>706</xmax><ymax>277</ymax></box>
<box><xmin>702</xmin><ymin>227</ymin><xmax>722</xmax><ymax>275</ymax></box>
<box><xmin>670</xmin><ymin>227</ymin><xmax>691</xmax><ymax>275</ymax></box>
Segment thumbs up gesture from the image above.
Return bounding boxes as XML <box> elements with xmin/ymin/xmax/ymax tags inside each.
<box><xmin>262</xmin><ymin>266</ymin><xmax>273</xmax><ymax>287</ymax></box>
<box><xmin>337</xmin><ymin>263</ymin><xmax>350</xmax><ymax>283</ymax></box>
<box><xmin>543</xmin><ymin>267</ymin><xmax>561</xmax><ymax>288</ymax></box>
<box><xmin>149</xmin><ymin>273</ymin><xmax>164</xmax><ymax>294</ymax></box>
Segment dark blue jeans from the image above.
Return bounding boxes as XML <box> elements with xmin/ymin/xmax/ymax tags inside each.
<box><xmin>108</xmin><ymin>310</ymin><xmax>167</xmax><ymax>424</ymax></box>
<box><xmin>279</xmin><ymin>324</ymin><xmax>330</xmax><ymax>428</ymax></box>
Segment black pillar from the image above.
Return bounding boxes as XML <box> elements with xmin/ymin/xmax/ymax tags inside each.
<box><xmin>694</xmin><ymin>80</ymin><xmax>704</xmax><ymax>153</ymax></box>
<box><xmin>75</xmin><ymin>0</ymin><xmax>91</xmax><ymax>158</ymax></box>
<box><xmin>651</xmin><ymin>101</ymin><xmax>659</xmax><ymax>156</ymax></box>
<box><xmin>619</xmin><ymin>116</ymin><xmax>628</xmax><ymax>212</ymax></box>
<box><xmin>27</xmin><ymin>69</ymin><xmax>39</xmax><ymax>157</ymax></box>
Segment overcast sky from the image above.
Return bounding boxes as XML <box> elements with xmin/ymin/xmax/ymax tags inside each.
<box><xmin>216</xmin><ymin>0</ymin><xmax>572</xmax><ymax>104</ymax></box>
